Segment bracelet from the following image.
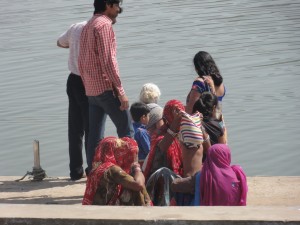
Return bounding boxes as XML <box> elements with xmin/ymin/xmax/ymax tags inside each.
<box><xmin>132</xmin><ymin>162</ymin><xmax>141</xmax><ymax>169</ymax></box>
<box><xmin>167</xmin><ymin>128</ymin><xmax>177</xmax><ymax>138</ymax></box>
<box><xmin>131</xmin><ymin>162</ymin><xmax>141</xmax><ymax>174</ymax></box>
<box><xmin>134</xmin><ymin>167</ymin><xmax>142</xmax><ymax>172</ymax></box>
<box><xmin>203</xmin><ymin>134</ymin><xmax>210</xmax><ymax>143</ymax></box>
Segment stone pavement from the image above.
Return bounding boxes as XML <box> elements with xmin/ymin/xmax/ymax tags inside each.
<box><xmin>1</xmin><ymin>176</ymin><xmax>300</xmax><ymax>206</ymax></box>
<box><xmin>0</xmin><ymin>176</ymin><xmax>300</xmax><ymax>225</ymax></box>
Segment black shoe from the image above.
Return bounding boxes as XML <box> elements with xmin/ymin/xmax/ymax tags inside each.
<box><xmin>85</xmin><ymin>167</ymin><xmax>90</xmax><ymax>177</ymax></box>
<box><xmin>70</xmin><ymin>173</ymin><xmax>86</xmax><ymax>181</ymax></box>
<box><xmin>70</xmin><ymin>167</ymin><xmax>85</xmax><ymax>181</ymax></box>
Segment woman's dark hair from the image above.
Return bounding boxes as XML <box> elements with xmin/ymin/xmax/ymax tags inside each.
<box><xmin>94</xmin><ymin>0</ymin><xmax>123</xmax><ymax>14</ymax></box>
<box><xmin>192</xmin><ymin>92</ymin><xmax>218</xmax><ymax>117</ymax></box>
<box><xmin>193</xmin><ymin>51</ymin><xmax>223</xmax><ymax>86</ymax></box>
<box><xmin>130</xmin><ymin>102</ymin><xmax>150</xmax><ymax>122</ymax></box>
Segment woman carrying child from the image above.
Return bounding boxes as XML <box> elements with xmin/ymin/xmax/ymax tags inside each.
<box><xmin>185</xmin><ymin>51</ymin><xmax>225</xmax><ymax>116</ymax></box>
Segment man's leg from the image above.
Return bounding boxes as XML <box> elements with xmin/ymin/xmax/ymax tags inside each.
<box><xmin>97</xmin><ymin>91</ymin><xmax>134</xmax><ymax>138</ymax></box>
<box><xmin>86</xmin><ymin>96</ymin><xmax>107</xmax><ymax>174</ymax></box>
<box><xmin>74</xmin><ymin>76</ymin><xmax>89</xmax><ymax>168</ymax></box>
<box><xmin>67</xmin><ymin>74</ymin><xmax>84</xmax><ymax>180</ymax></box>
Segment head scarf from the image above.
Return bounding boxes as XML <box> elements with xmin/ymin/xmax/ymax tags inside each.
<box><xmin>200</xmin><ymin>144</ymin><xmax>248</xmax><ymax>206</ymax></box>
<box><xmin>162</xmin><ymin>99</ymin><xmax>185</xmax><ymax>126</ymax></box>
<box><xmin>82</xmin><ymin>136</ymin><xmax>138</xmax><ymax>205</ymax></box>
<box><xmin>144</xmin><ymin>99</ymin><xmax>185</xmax><ymax>180</ymax></box>
<box><xmin>146</xmin><ymin>103</ymin><xmax>163</xmax><ymax>129</ymax></box>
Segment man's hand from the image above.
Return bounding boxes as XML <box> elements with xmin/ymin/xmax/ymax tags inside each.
<box><xmin>57</xmin><ymin>40</ymin><xmax>69</xmax><ymax>48</ymax></box>
<box><xmin>118</xmin><ymin>94</ymin><xmax>129</xmax><ymax>111</ymax></box>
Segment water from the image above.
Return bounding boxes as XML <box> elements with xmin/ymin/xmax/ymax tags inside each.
<box><xmin>0</xmin><ymin>0</ymin><xmax>299</xmax><ymax>177</ymax></box>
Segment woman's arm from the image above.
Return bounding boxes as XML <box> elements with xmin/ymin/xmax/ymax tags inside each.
<box><xmin>171</xmin><ymin>176</ymin><xmax>195</xmax><ymax>194</ymax></box>
<box><xmin>158</xmin><ymin>110</ymin><xmax>183</xmax><ymax>152</ymax></box>
<box><xmin>201</xmin><ymin>127</ymin><xmax>211</xmax><ymax>154</ymax></box>
<box><xmin>111</xmin><ymin>166</ymin><xmax>144</xmax><ymax>192</ymax></box>
<box><xmin>186</xmin><ymin>90</ymin><xmax>201</xmax><ymax>114</ymax></box>
<box><xmin>218</xmin><ymin>114</ymin><xmax>227</xmax><ymax>144</ymax></box>
<box><xmin>218</xmin><ymin>135</ymin><xmax>227</xmax><ymax>144</ymax></box>
<box><xmin>131</xmin><ymin>162</ymin><xmax>145</xmax><ymax>187</ymax></box>
<box><xmin>203</xmin><ymin>76</ymin><xmax>216</xmax><ymax>95</ymax></box>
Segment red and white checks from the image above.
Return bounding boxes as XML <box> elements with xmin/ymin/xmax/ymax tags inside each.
<box><xmin>78</xmin><ymin>14</ymin><xmax>125</xmax><ymax>97</ymax></box>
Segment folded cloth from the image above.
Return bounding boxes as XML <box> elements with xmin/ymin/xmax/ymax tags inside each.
<box><xmin>179</xmin><ymin>112</ymin><xmax>203</xmax><ymax>148</ymax></box>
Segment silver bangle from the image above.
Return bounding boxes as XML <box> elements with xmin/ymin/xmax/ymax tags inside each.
<box><xmin>167</xmin><ymin>128</ymin><xmax>177</xmax><ymax>137</ymax></box>
<box><xmin>203</xmin><ymin>134</ymin><xmax>210</xmax><ymax>143</ymax></box>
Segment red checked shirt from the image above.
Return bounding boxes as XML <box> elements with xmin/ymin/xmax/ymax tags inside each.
<box><xmin>78</xmin><ymin>14</ymin><xmax>125</xmax><ymax>97</ymax></box>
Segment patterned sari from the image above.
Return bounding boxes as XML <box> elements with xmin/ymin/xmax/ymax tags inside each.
<box><xmin>143</xmin><ymin>99</ymin><xmax>185</xmax><ymax>180</ymax></box>
<box><xmin>143</xmin><ymin>100</ymin><xmax>186</xmax><ymax>206</ymax></box>
<box><xmin>82</xmin><ymin>136</ymin><xmax>150</xmax><ymax>205</ymax></box>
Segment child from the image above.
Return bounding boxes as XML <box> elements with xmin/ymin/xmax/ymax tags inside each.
<box><xmin>192</xmin><ymin>92</ymin><xmax>227</xmax><ymax>145</ymax></box>
<box><xmin>130</xmin><ymin>102</ymin><xmax>151</xmax><ymax>166</ymax></box>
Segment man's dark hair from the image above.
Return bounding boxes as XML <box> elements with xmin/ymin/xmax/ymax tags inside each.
<box><xmin>94</xmin><ymin>0</ymin><xmax>123</xmax><ymax>14</ymax></box>
<box><xmin>130</xmin><ymin>102</ymin><xmax>150</xmax><ymax>122</ymax></box>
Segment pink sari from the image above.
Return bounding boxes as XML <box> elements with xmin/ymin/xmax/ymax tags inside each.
<box><xmin>82</xmin><ymin>136</ymin><xmax>138</xmax><ymax>205</ymax></box>
<box><xmin>200</xmin><ymin>144</ymin><xmax>248</xmax><ymax>206</ymax></box>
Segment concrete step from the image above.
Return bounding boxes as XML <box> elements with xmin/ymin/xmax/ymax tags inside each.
<box><xmin>0</xmin><ymin>176</ymin><xmax>300</xmax><ymax>225</ymax></box>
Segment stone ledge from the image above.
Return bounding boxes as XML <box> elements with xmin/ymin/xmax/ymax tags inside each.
<box><xmin>1</xmin><ymin>176</ymin><xmax>300</xmax><ymax>206</ymax></box>
<box><xmin>0</xmin><ymin>204</ymin><xmax>300</xmax><ymax>225</ymax></box>
<box><xmin>1</xmin><ymin>176</ymin><xmax>300</xmax><ymax>225</ymax></box>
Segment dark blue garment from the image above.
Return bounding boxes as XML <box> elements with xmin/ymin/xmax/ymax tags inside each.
<box><xmin>67</xmin><ymin>73</ymin><xmax>89</xmax><ymax>180</ymax></box>
<box><xmin>175</xmin><ymin>192</ymin><xmax>195</xmax><ymax>206</ymax></box>
<box><xmin>133</xmin><ymin>122</ymin><xmax>150</xmax><ymax>160</ymax></box>
<box><xmin>192</xmin><ymin>80</ymin><xmax>226</xmax><ymax>102</ymax></box>
<box><xmin>192</xmin><ymin>80</ymin><xmax>210</xmax><ymax>93</ymax></box>
<box><xmin>217</xmin><ymin>85</ymin><xmax>226</xmax><ymax>102</ymax></box>
<box><xmin>174</xmin><ymin>172</ymin><xmax>201</xmax><ymax>206</ymax></box>
<box><xmin>86</xmin><ymin>90</ymin><xmax>134</xmax><ymax>173</ymax></box>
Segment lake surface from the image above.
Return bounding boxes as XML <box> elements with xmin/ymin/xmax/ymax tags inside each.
<box><xmin>0</xmin><ymin>0</ymin><xmax>299</xmax><ymax>177</ymax></box>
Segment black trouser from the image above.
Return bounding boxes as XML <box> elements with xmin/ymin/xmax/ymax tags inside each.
<box><xmin>66</xmin><ymin>73</ymin><xmax>89</xmax><ymax>179</ymax></box>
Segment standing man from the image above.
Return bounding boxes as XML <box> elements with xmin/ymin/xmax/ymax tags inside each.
<box><xmin>57</xmin><ymin>21</ymin><xmax>89</xmax><ymax>180</ymax></box>
<box><xmin>78</xmin><ymin>0</ymin><xmax>133</xmax><ymax>174</ymax></box>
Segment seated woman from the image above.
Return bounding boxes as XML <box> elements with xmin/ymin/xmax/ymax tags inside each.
<box><xmin>169</xmin><ymin>111</ymin><xmax>210</xmax><ymax>206</ymax></box>
<box><xmin>178</xmin><ymin>111</ymin><xmax>210</xmax><ymax>177</ymax></box>
<box><xmin>171</xmin><ymin>144</ymin><xmax>248</xmax><ymax>206</ymax></box>
<box><xmin>143</xmin><ymin>99</ymin><xmax>185</xmax><ymax>206</ymax></box>
<box><xmin>143</xmin><ymin>99</ymin><xmax>186</xmax><ymax>180</ymax></box>
<box><xmin>82</xmin><ymin>136</ymin><xmax>151</xmax><ymax>206</ymax></box>
<box><xmin>193</xmin><ymin>92</ymin><xmax>227</xmax><ymax>145</ymax></box>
